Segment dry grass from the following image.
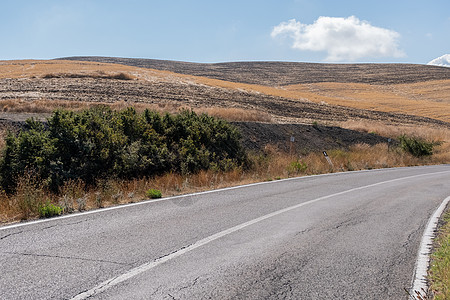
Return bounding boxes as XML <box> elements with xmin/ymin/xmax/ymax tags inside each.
<box><xmin>0</xmin><ymin>170</ymin><xmax>248</xmax><ymax>224</ymax></box>
<box><xmin>340</xmin><ymin>120</ymin><xmax>450</xmax><ymax>163</ymax></box>
<box><xmin>196</xmin><ymin>107</ymin><xmax>272</xmax><ymax>122</ymax></box>
<box><xmin>284</xmin><ymin>81</ymin><xmax>450</xmax><ymax>122</ymax></box>
<box><xmin>0</xmin><ymin>99</ymin><xmax>272</xmax><ymax>122</ymax></box>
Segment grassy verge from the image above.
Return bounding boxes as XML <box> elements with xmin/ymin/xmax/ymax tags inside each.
<box><xmin>428</xmin><ymin>211</ymin><xmax>450</xmax><ymax>299</ymax></box>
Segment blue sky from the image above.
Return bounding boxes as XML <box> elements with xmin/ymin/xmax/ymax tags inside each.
<box><xmin>1</xmin><ymin>0</ymin><xmax>449</xmax><ymax>63</ymax></box>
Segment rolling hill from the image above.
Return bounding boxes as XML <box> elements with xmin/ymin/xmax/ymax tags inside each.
<box><xmin>60</xmin><ymin>56</ymin><xmax>450</xmax><ymax>86</ymax></box>
<box><xmin>56</xmin><ymin>57</ymin><xmax>450</xmax><ymax>124</ymax></box>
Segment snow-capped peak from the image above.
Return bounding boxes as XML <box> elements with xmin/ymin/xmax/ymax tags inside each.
<box><xmin>427</xmin><ymin>54</ymin><xmax>450</xmax><ymax>67</ymax></box>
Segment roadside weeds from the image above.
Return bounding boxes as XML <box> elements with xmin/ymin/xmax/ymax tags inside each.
<box><xmin>428</xmin><ymin>211</ymin><xmax>450</xmax><ymax>300</ymax></box>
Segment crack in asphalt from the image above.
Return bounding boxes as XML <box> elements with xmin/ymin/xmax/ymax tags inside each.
<box><xmin>3</xmin><ymin>251</ymin><xmax>129</xmax><ymax>266</ymax></box>
<box><xmin>167</xmin><ymin>293</ymin><xmax>177</xmax><ymax>300</ymax></box>
<box><xmin>178</xmin><ymin>276</ymin><xmax>200</xmax><ymax>291</ymax></box>
<box><xmin>333</xmin><ymin>217</ymin><xmax>364</xmax><ymax>230</ymax></box>
<box><xmin>0</xmin><ymin>230</ymin><xmax>23</xmax><ymax>240</ymax></box>
<box><xmin>0</xmin><ymin>220</ymin><xmax>88</xmax><ymax>242</ymax></box>
<box><xmin>294</xmin><ymin>228</ymin><xmax>311</xmax><ymax>236</ymax></box>
<box><xmin>148</xmin><ymin>285</ymin><xmax>163</xmax><ymax>298</ymax></box>
<box><xmin>41</xmin><ymin>219</ymin><xmax>87</xmax><ymax>231</ymax></box>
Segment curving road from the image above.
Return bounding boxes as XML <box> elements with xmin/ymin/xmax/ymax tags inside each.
<box><xmin>1</xmin><ymin>165</ymin><xmax>449</xmax><ymax>299</ymax></box>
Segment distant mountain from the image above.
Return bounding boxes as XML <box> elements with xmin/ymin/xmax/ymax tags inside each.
<box><xmin>427</xmin><ymin>54</ymin><xmax>450</xmax><ymax>67</ymax></box>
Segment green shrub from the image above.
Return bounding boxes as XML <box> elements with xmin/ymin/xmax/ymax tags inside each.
<box><xmin>38</xmin><ymin>201</ymin><xmax>62</xmax><ymax>218</ymax></box>
<box><xmin>146</xmin><ymin>189</ymin><xmax>162</xmax><ymax>199</ymax></box>
<box><xmin>398</xmin><ymin>135</ymin><xmax>438</xmax><ymax>157</ymax></box>
<box><xmin>0</xmin><ymin>107</ymin><xmax>247</xmax><ymax>193</ymax></box>
<box><xmin>288</xmin><ymin>160</ymin><xmax>308</xmax><ymax>174</ymax></box>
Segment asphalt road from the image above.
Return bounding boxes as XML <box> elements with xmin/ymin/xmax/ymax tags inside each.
<box><xmin>1</xmin><ymin>165</ymin><xmax>449</xmax><ymax>299</ymax></box>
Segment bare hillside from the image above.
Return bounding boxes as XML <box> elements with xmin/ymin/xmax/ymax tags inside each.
<box><xmin>59</xmin><ymin>56</ymin><xmax>450</xmax><ymax>86</ymax></box>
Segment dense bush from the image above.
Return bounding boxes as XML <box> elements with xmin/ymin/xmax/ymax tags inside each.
<box><xmin>398</xmin><ymin>134</ymin><xmax>438</xmax><ymax>157</ymax></box>
<box><xmin>0</xmin><ymin>107</ymin><xmax>247</xmax><ymax>193</ymax></box>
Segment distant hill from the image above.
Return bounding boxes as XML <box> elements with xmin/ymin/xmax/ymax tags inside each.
<box><xmin>59</xmin><ymin>56</ymin><xmax>450</xmax><ymax>86</ymax></box>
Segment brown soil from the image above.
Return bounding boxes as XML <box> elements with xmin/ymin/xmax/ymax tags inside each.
<box><xmin>233</xmin><ymin>122</ymin><xmax>390</xmax><ymax>152</ymax></box>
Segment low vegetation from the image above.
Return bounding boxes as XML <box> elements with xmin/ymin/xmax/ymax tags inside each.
<box><xmin>146</xmin><ymin>189</ymin><xmax>162</xmax><ymax>199</ymax></box>
<box><xmin>42</xmin><ymin>72</ymin><xmax>134</xmax><ymax>80</ymax></box>
<box><xmin>428</xmin><ymin>211</ymin><xmax>450</xmax><ymax>300</ymax></box>
<box><xmin>38</xmin><ymin>201</ymin><xmax>62</xmax><ymax>218</ymax></box>
<box><xmin>399</xmin><ymin>134</ymin><xmax>440</xmax><ymax>157</ymax></box>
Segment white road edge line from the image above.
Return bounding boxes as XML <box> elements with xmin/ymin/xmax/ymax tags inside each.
<box><xmin>70</xmin><ymin>170</ymin><xmax>450</xmax><ymax>300</ymax></box>
<box><xmin>0</xmin><ymin>165</ymin><xmax>447</xmax><ymax>232</ymax></box>
<box><xmin>411</xmin><ymin>195</ymin><xmax>450</xmax><ymax>297</ymax></box>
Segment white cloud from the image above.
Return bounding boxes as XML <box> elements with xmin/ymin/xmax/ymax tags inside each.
<box><xmin>271</xmin><ymin>16</ymin><xmax>405</xmax><ymax>61</ymax></box>
<box><xmin>427</xmin><ymin>54</ymin><xmax>450</xmax><ymax>67</ymax></box>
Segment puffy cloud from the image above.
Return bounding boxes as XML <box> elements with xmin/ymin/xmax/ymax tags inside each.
<box><xmin>271</xmin><ymin>16</ymin><xmax>404</xmax><ymax>61</ymax></box>
<box><xmin>427</xmin><ymin>54</ymin><xmax>450</xmax><ymax>67</ymax></box>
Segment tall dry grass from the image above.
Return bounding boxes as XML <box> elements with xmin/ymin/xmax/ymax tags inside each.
<box><xmin>340</xmin><ymin>120</ymin><xmax>450</xmax><ymax>163</ymax></box>
<box><xmin>0</xmin><ymin>99</ymin><xmax>272</xmax><ymax>122</ymax></box>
